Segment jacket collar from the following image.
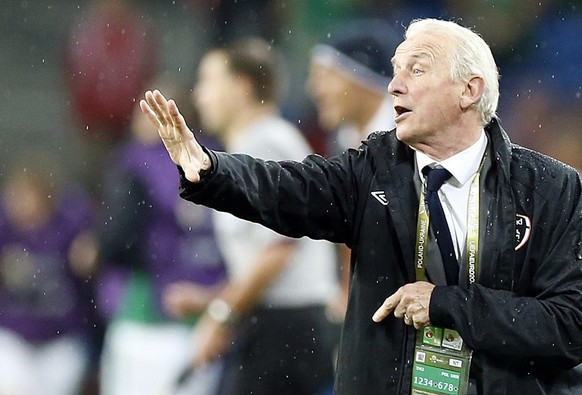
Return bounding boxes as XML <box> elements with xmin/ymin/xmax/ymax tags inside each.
<box><xmin>484</xmin><ymin>117</ymin><xmax>513</xmax><ymax>183</ymax></box>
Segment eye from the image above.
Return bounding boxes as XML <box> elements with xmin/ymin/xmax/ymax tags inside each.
<box><xmin>412</xmin><ymin>68</ymin><xmax>423</xmax><ymax>75</ymax></box>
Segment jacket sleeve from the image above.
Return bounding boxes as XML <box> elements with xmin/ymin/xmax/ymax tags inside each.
<box><xmin>178</xmin><ymin>148</ymin><xmax>363</xmax><ymax>245</ymax></box>
<box><xmin>430</xmin><ymin>176</ymin><xmax>582</xmax><ymax>367</ymax></box>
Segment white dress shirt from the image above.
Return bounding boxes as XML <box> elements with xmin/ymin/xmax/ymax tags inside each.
<box><xmin>415</xmin><ymin>131</ymin><xmax>488</xmax><ymax>260</ymax></box>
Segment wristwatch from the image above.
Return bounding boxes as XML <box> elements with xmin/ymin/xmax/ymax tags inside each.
<box><xmin>207</xmin><ymin>298</ymin><xmax>238</xmax><ymax>326</ymax></box>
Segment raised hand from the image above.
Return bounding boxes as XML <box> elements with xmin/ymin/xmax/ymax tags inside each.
<box><xmin>140</xmin><ymin>90</ymin><xmax>211</xmax><ymax>182</ymax></box>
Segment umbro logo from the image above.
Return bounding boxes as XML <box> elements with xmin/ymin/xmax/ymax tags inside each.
<box><xmin>371</xmin><ymin>191</ymin><xmax>388</xmax><ymax>206</ymax></box>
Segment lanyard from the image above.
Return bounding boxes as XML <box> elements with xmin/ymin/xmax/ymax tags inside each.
<box><xmin>414</xmin><ymin>165</ymin><xmax>482</xmax><ymax>285</ymax></box>
<box><xmin>411</xmin><ymin>155</ymin><xmax>486</xmax><ymax>395</ymax></box>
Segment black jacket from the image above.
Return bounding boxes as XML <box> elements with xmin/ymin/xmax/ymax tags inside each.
<box><xmin>179</xmin><ymin>119</ymin><xmax>582</xmax><ymax>394</ymax></box>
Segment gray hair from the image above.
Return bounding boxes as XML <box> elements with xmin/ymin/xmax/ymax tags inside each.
<box><xmin>405</xmin><ymin>19</ymin><xmax>499</xmax><ymax>125</ymax></box>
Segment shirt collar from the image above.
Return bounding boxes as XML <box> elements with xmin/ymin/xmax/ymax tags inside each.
<box><xmin>415</xmin><ymin>130</ymin><xmax>488</xmax><ymax>187</ymax></box>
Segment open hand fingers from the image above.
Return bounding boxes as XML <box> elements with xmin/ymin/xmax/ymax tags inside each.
<box><xmin>151</xmin><ymin>90</ymin><xmax>175</xmax><ymax>128</ymax></box>
<box><xmin>140</xmin><ymin>96</ymin><xmax>162</xmax><ymax>129</ymax></box>
<box><xmin>167</xmin><ymin>99</ymin><xmax>186</xmax><ymax>128</ymax></box>
<box><xmin>141</xmin><ymin>89</ymin><xmax>206</xmax><ymax>182</ymax></box>
<box><xmin>141</xmin><ymin>90</ymin><xmax>174</xmax><ymax>128</ymax></box>
<box><xmin>167</xmin><ymin>99</ymin><xmax>192</xmax><ymax>141</ymax></box>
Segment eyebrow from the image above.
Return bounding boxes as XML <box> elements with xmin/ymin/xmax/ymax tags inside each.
<box><xmin>391</xmin><ymin>51</ymin><xmax>433</xmax><ymax>69</ymax></box>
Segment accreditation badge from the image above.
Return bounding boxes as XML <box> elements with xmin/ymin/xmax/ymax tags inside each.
<box><xmin>411</xmin><ymin>326</ymin><xmax>472</xmax><ymax>395</ymax></box>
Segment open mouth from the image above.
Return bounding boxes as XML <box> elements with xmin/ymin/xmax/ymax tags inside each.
<box><xmin>394</xmin><ymin>105</ymin><xmax>411</xmax><ymax>117</ymax></box>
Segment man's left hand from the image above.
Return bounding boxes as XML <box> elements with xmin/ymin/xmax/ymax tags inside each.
<box><xmin>372</xmin><ymin>281</ymin><xmax>435</xmax><ymax>329</ymax></box>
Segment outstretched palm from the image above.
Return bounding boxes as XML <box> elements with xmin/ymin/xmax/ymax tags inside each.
<box><xmin>140</xmin><ymin>90</ymin><xmax>210</xmax><ymax>182</ymax></box>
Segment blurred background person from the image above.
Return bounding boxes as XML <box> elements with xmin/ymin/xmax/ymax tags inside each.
<box><xmin>63</xmin><ymin>0</ymin><xmax>159</xmax><ymax>196</ymax></box>
<box><xmin>186</xmin><ymin>37</ymin><xmax>340</xmax><ymax>395</ymax></box>
<box><xmin>307</xmin><ymin>18</ymin><xmax>400</xmax><ymax>156</ymax></box>
<box><xmin>70</xmin><ymin>86</ymin><xmax>228</xmax><ymax>395</ymax></box>
<box><xmin>0</xmin><ymin>150</ymin><xmax>95</xmax><ymax>395</ymax></box>
<box><xmin>305</xmin><ymin>19</ymin><xmax>402</xmax><ymax>334</ymax></box>
<box><xmin>64</xmin><ymin>0</ymin><xmax>158</xmax><ymax>143</ymax></box>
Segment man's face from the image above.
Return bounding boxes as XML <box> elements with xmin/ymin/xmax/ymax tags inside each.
<box><xmin>192</xmin><ymin>51</ymin><xmax>237</xmax><ymax>137</ymax></box>
<box><xmin>307</xmin><ymin>62</ymin><xmax>357</xmax><ymax>132</ymax></box>
<box><xmin>388</xmin><ymin>32</ymin><xmax>466</xmax><ymax>146</ymax></box>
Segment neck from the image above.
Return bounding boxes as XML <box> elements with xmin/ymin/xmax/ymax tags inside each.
<box><xmin>413</xmin><ymin>125</ymin><xmax>483</xmax><ymax>162</ymax></box>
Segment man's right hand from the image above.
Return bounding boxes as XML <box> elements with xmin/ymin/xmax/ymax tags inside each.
<box><xmin>140</xmin><ymin>90</ymin><xmax>211</xmax><ymax>183</ymax></box>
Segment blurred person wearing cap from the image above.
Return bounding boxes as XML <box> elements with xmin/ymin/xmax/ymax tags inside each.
<box><xmin>308</xmin><ymin>19</ymin><xmax>400</xmax><ymax>156</ymax></box>
<box><xmin>307</xmin><ymin>19</ymin><xmax>401</xmax><ymax>327</ymax></box>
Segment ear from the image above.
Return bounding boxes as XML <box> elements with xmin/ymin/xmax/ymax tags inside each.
<box><xmin>459</xmin><ymin>76</ymin><xmax>485</xmax><ymax>110</ymax></box>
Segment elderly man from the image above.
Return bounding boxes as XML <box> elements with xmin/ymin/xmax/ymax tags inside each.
<box><xmin>141</xmin><ymin>18</ymin><xmax>582</xmax><ymax>395</ymax></box>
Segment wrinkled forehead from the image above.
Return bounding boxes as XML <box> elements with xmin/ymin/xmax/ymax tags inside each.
<box><xmin>391</xmin><ymin>32</ymin><xmax>453</xmax><ymax>68</ymax></box>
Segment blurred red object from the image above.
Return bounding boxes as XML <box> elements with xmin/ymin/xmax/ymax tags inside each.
<box><xmin>64</xmin><ymin>2</ymin><xmax>158</xmax><ymax>141</ymax></box>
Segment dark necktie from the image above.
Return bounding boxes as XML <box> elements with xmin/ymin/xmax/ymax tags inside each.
<box><xmin>422</xmin><ymin>166</ymin><xmax>459</xmax><ymax>285</ymax></box>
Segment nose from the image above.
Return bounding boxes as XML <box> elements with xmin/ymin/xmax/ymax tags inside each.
<box><xmin>387</xmin><ymin>73</ymin><xmax>404</xmax><ymax>96</ymax></box>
